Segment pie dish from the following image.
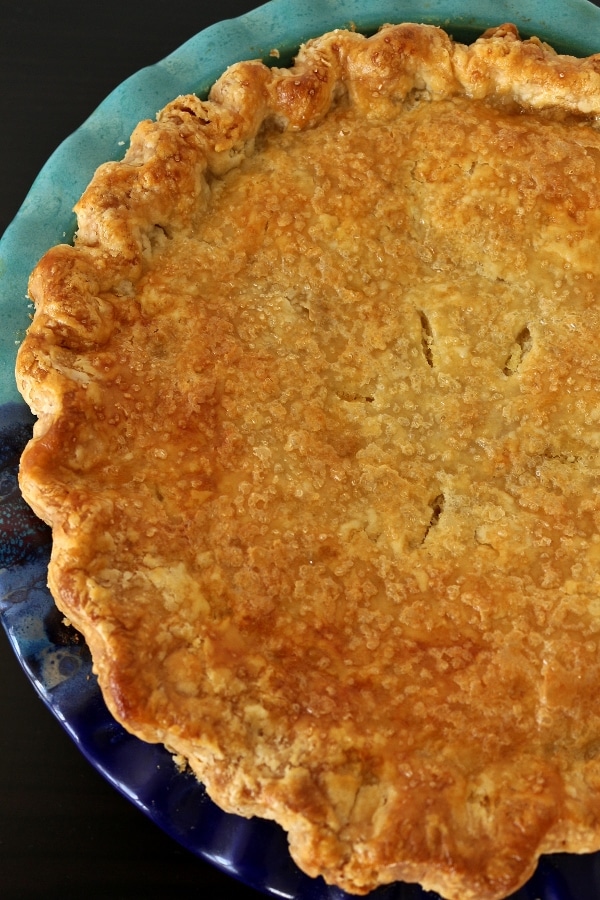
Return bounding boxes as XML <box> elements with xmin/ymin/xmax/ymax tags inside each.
<box><xmin>7</xmin><ymin>3</ymin><xmax>600</xmax><ymax>900</ymax></box>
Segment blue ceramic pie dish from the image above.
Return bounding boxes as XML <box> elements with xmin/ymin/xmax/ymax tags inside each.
<box><xmin>2</xmin><ymin>2</ymin><xmax>600</xmax><ymax>897</ymax></box>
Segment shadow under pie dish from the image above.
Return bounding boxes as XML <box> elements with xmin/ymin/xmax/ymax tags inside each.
<box><xmin>13</xmin><ymin>15</ymin><xmax>600</xmax><ymax>900</ymax></box>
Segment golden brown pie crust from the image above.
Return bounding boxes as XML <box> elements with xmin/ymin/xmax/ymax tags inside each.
<box><xmin>15</xmin><ymin>22</ymin><xmax>600</xmax><ymax>900</ymax></box>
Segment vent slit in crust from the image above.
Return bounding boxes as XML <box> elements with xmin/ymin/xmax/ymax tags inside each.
<box><xmin>422</xmin><ymin>491</ymin><xmax>445</xmax><ymax>544</ymax></box>
<box><xmin>418</xmin><ymin>308</ymin><xmax>434</xmax><ymax>368</ymax></box>
<box><xmin>503</xmin><ymin>325</ymin><xmax>532</xmax><ymax>375</ymax></box>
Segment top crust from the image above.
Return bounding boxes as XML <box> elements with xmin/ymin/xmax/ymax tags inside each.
<box><xmin>15</xmin><ymin>23</ymin><xmax>600</xmax><ymax>900</ymax></box>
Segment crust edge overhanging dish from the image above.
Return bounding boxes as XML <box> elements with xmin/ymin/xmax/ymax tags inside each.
<box><xmin>3</xmin><ymin>1</ymin><xmax>600</xmax><ymax>900</ymax></box>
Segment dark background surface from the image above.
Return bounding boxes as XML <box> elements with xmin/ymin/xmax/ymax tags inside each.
<box><xmin>2</xmin><ymin>2</ymin><xmax>600</xmax><ymax>900</ymax></box>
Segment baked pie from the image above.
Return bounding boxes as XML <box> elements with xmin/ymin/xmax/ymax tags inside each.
<box><xmin>15</xmin><ymin>21</ymin><xmax>600</xmax><ymax>900</ymax></box>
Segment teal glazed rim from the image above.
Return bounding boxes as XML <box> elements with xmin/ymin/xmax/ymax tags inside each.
<box><xmin>1</xmin><ymin>0</ymin><xmax>600</xmax><ymax>405</ymax></box>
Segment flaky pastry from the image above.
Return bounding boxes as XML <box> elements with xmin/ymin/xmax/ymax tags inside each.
<box><xmin>16</xmin><ymin>22</ymin><xmax>600</xmax><ymax>900</ymax></box>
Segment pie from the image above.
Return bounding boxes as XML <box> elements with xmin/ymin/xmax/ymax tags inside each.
<box><xmin>15</xmin><ymin>21</ymin><xmax>600</xmax><ymax>900</ymax></box>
